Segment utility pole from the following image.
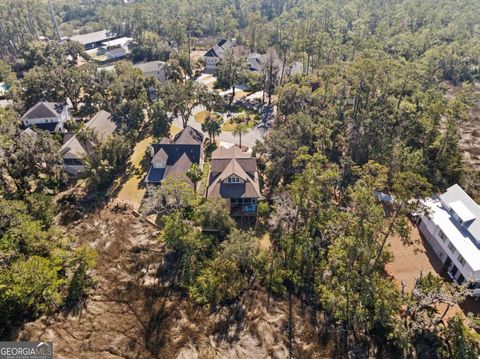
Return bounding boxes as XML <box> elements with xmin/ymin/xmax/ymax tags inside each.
<box><xmin>47</xmin><ymin>0</ymin><xmax>61</xmax><ymax>42</ymax></box>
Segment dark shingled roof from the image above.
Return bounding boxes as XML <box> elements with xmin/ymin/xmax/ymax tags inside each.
<box><xmin>146</xmin><ymin>126</ymin><xmax>204</xmax><ymax>184</ymax></box>
<box><xmin>22</xmin><ymin>102</ymin><xmax>64</xmax><ymax>120</ymax></box>
<box><xmin>173</xmin><ymin>125</ymin><xmax>204</xmax><ymax>145</ymax></box>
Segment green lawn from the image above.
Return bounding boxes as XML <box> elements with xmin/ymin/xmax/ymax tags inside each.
<box><xmin>194</xmin><ymin>111</ymin><xmax>222</xmax><ymax>125</ymax></box>
<box><xmin>197</xmin><ymin>161</ymin><xmax>211</xmax><ymax>196</ymax></box>
<box><xmin>194</xmin><ymin>110</ymin><xmax>211</xmax><ymax>124</ymax></box>
<box><xmin>221</xmin><ymin>110</ymin><xmax>260</xmax><ymax>132</ymax></box>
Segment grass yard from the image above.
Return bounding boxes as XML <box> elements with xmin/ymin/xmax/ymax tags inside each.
<box><xmin>221</xmin><ymin>110</ymin><xmax>261</xmax><ymax>132</ymax></box>
<box><xmin>115</xmin><ymin>136</ymin><xmax>152</xmax><ymax>210</ymax></box>
<box><xmin>197</xmin><ymin>161</ymin><xmax>211</xmax><ymax>196</ymax></box>
<box><xmin>194</xmin><ymin>110</ymin><xmax>211</xmax><ymax>124</ymax></box>
<box><xmin>234</xmin><ymin>89</ymin><xmax>249</xmax><ymax>99</ymax></box>
<box><xmin>170</xmin><ymin>124</ymin><xmax>182</xmax><ymax>136</ymax></box>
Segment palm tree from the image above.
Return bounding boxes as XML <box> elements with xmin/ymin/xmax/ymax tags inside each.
<box><xmin>201</xmin><ymin>115</ymin><xmax>221</xmax><ymax>143</ymax></box>
<box><xmin>232</xmin><ymin>123</ymin><xmax>249</xmax><ymax>148</ymax></box>
<box><xmin>186</xmin><ymin>163</ymin><xmax>203</xmax><ymax>194</ymax></box>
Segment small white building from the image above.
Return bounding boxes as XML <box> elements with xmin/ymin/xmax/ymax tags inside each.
<box><xmin>419</xmin><ymin>184</ymin><xmax>480</xmax><ymax>291</ymax></box>
<box><xmin>133</xmin><ymin>61</ymin><xmax>167</xmax><ymax>83</ymax></box>
<box><xmin>103</xmin><ymin>37</ymin><xmax>132</xmax><ymax>60</ymax></box>
<box><xmin>21</xmin><ymin>101</ymin><xmax>71</xmax><ymax>133</ymax></box>
<box><xmin>203</xmin><ymin>39</ymin><xmax>235</xmax><ymax>71</ymax></box>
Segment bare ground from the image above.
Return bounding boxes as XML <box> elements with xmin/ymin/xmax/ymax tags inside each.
<box><xmin>386</xmin><ymin>224</ymin><xmax>464</xmax><ymax>319</ymax></box>
<box><xmin>15</xmin><ymin>204</ymin><xmax>330</xmax><ymax>359</ymax></box>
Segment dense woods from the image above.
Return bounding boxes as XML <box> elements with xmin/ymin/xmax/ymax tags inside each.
<box><xmin>0</xmin><ymin>0</ymin><xmax>480</xmax><ymax>357</ymax></box>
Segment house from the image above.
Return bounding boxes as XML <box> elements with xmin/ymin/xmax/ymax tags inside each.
<box><xmin>205</xmin><ymin>145</ymin><xmax>261</xmax><ymax>218</ymax></box>
<box><xmin>70</xmin><ymin>30</ymin><xmax>117</xmax><ymax>50</ymax></box>
<box><xmin>419</xmin><ymin>184</ymin><xmax>480</xmax><ymax>291</ymax></box>
<box><xmin>246</xmin><ymin>52</ymin><xmax>304</xmax><ymax>78</ymax></box>
<box><xmin>146</xmin><ymin>125</ymin><xmax>204</xmax><ymax>186</ymax></box>
<box><xmin>21</xmin><ymin>101</ymin><xmax>71</xmax><ymax>132</ymax></box>
<box><xmin>247</xmin><ymin>52</ymin><xmax>265</xmax><ymax>72</ymax></box>
<box><xmin>102</xmin><ymin>37</ymin><xmax>133</xmax><ymax>60</ymax></box>
<box><xmin>133</xmin><ymin>61</ymin><xmax>167</xmax><ymax>83</ymax></box>
<box><xmin>203</xmin><ymin>39</ymin><xmax>235</xmax><ymax>71</ymax></box>
<box><xmin>60</xmin><ymin>110</ymin><xmax>117</xmax><ymax>176</ymax></box>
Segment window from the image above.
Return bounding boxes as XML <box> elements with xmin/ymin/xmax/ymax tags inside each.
<box><xmin>439</xmin><ymin>229</ymin><xmax>447</xmax><ymax>242</ymax></box>
<box><xmin>458</xmin><ymin>254</ymin><xmax>466</xmax><ymax>266</ymax></box>
<box><xmin>227</xmin><ymin>176</ymin><xmax>240</xmax><ymax>183</ymax></box>
<box><xmin>447</xmin><ymin>241</ymin><xmax>456</xmax><ymax>254</ymax></box>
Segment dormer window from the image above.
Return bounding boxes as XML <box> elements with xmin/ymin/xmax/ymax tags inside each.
<box><xmin>227</xmin><ymin>176</ymin><xmax>240</xmax><ymax>184</ymax></box>
<box><xmin>153</xmin><ymin>159</ymin><xmax>165</xmax><ymax>169</ymax></box>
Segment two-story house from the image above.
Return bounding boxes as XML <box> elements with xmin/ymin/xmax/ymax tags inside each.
<box><xmin>205</xmin><ymin>145</ymin><xmax>261</xmax><ymax>219</ymax></box>
<box><xmin>203</xmin><ymin>39</ymin><xmax>235</xmax><ymax>72</ymax></box>
<box><xmin>419</xmin><ymin>184</ymin><xmax>480</xmax><ymax>291</ymax></box>
<box><xmin>60</xmin><ymin>110</ymin><xmax>117</xmax><ymax>176</ymax></box>
<box><xmin>146</xmin><ymin>126</ymin><xmax>204</xmax><ymax>187</ymax></box>
<box><xmin>21</xmin><ymin>101</ymin><xmax>71</xmax><ymax>133</ymax></box>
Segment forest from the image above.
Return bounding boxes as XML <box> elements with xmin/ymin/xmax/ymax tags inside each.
<box><xmin>0</xmin><ymin>0</ymin><xmax>480</xmax><ymax>358</ymax></box>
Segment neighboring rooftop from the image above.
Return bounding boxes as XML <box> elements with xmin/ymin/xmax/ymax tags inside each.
<box><xmin>204</xmin><ymin>39</ymin><xmax>234</xmax><ymax>58</ymax></box>
<box><xmin>133</xmin><ymin>61</ymin><xmax>166</xmax><ymax>73</ymax></box>
<box><xmin>70</xmin><ymin>30</ymin><xmax>116</xmax><ymax>45</ymax></box>
<box><xmin>247</xmin><ymin>52</ymin><xmax>264</xmax><ymax>72</ymax></box>
<box><xmin>21</xmin><ymin>102</ymin><xmax>65</xmax><ymax>120</ymax></box>
<box><xmin>102</xmin><ymin>37</ymin><xmax>132</xmax><ymax>47</ymax></box>
<box><xmin>146</xmin><ymin>126</ymin><xmax>204</xmax><ymax>184</ymax></box>
<box><xmin>60</xmin><ymin>110</ymin><xmax>117</xmax><ymax>162</ymax></box>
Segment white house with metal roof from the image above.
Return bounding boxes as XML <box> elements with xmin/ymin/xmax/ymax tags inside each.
<box><xmin>419</xmin><ymin>184</ymin><xmax>480</xmax><ymax>290</ymax></box>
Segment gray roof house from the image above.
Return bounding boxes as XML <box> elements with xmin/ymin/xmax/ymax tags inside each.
<box><xmin>203</xmin><ymin>39</ymin><xmax>235</xmax><ymax>71</ymax></box>
<box><xmin>206</xmin><ymin>145</ymin><xmax>261</xmax><ymax>217</ymax></box>
<box><xmin>70</xmin><ymin>30</ymin><xmax>117</xmax><ymax>50</ymax></box>
<box><xmin>133</xmin><ymin>61</ymin><xmax>167</xmax><ymax>83</ymax></box>
<box><xmin>21</xmin><ymin>101</ymin><xmax>71</xmax><ymax>132</ymax></box>
<box><xmin>146</xmin><ymin>126</ymin><xmax>204</xmax><ymax>186</ymax></box>
<box><xmin>247</xmin><ymin>52</ymin><xmax>265</xmax><ymax>72</ymax></box>
<box><xmin>419</xmin><ymin>184</ymin><xmax>480</xmax><ymax>293</ymax></box>
<box><xmin>60</xmin><ymin>110</ymin><xmax>117</xmax><ymax>176</ymax></box>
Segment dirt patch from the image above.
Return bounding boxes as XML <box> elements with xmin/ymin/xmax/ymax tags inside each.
<box><xmin>16</xmin><ymin>205</ymin><xmax>330</xmax><ymax>358</ymax></box>
<box><xmin>386</xmin><ymin>223</ymin><xmax>463</xmax><ymax>319</ymax></box>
